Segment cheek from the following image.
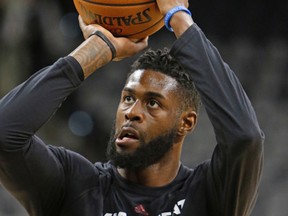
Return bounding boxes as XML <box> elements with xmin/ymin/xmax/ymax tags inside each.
<box><xmin>155</xmin><ymin>109</ymin><xmax>179</xmax><ymax>125</ymax></box>
<box><xmin>115</xmin><ymin>109</ymin><xmax>125</xmax><ymax>130</ymax></box>
<box><xmin>148</xmin><ymin>116</ymin><xmax>178</xmax><ymax>136</ymax></box>
<box><xmin>159</xmin><ymin>113</ymin><xmax>180</xmax><ymax>131</ymax></box>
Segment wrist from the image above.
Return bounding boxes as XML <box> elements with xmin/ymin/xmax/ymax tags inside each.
<box><xmin>89</xmin><ymin>31</ymin><xmax>116</xmax><ymax>60</ymax></box>
<box><xmin>169</xmin><ymin>12</ymin><xmax>194</xmax><ymax>37</ymax></box>
<box><xmin>164</xmin><ymin>6</ymin><xmax>192</xmax><ymax>32</ymax></box>
<box><xmin>69</xmin><ymin>35</ymin><xmax>112</xmax><ymax>79</ymax></box>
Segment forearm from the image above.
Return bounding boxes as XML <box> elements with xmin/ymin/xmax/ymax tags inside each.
<box><xmin>69</xmin><ymin>34</ymin><xmax>112</xmax><ymax>79</ymax></box>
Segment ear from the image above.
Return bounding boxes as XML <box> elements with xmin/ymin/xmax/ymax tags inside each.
<box><xmin>177</xmin><ymin>110</ymin><xmax>197</xmax><ymax>136</ymax></box>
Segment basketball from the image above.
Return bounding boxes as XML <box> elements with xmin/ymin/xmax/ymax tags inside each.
<box><xmin>73</xmin><ymin>0</ymin><xmax>164</xmax><ymax>39</ymax></box>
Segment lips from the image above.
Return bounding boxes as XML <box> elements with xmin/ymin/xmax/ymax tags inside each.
<box><xmin>116</xmin><ymin>127</ymin><xmax>139</xmax><ymax>147</ymax></box>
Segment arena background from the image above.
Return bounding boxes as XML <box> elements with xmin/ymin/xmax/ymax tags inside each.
<box><xmin>0</xmin><ymin>0</ymin><xmax>287</xmax><ymax>215</ymax></box>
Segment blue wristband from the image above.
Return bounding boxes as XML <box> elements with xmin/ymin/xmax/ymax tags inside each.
<box><xmin>164</xmin><ymin>6</ymin><xmax>192</xmax><ymax>32</ymax></box>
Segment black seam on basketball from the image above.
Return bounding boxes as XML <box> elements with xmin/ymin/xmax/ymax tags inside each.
<box><xmin>123</xmin><ymin>17</ymin><xmax>164</xmax><ymax>37</ymax></box>
<box><xmin>82</xmin><ymin>0</ymin><xmax>156</xmax><ymax>7</ymax></box>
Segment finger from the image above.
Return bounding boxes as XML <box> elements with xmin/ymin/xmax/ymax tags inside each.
<box><xmin>78</xmin><ymin>16</ymin><xmax>86</xmax><ymax>29</ymax></box>
<box><xmin>128</xmin><ymin>37</ymin><xmax>149</xmax><ymax>55</ymax></box>
<box><xmin>78</xmin><ymin>16</ymin><xmax>88</xmax><ymax>38</ymax></box>
<box><xmin>136</xmin><ymin>37</ymin><xmax>149</xmax><ymax>49</ymax></box>
<box><xmin>139</xmin><ymin>36</ymin><xmax>149</xmax><ymax>43</ymax></box>
<box><xmin>112</xmin><ymin>37</ymin><xmax>148</xmax><ymax>62</ymax></box>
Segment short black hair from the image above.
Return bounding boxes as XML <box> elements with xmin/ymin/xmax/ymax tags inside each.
<box><xmin>129</xmin><ymin>48</ymin><xmax>201</xmax><ymax>113</ymax></box>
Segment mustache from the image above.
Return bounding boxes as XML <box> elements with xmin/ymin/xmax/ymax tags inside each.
<box><xmin>114</xmin><ymin>122</ymin><xmax>140</xmax><ymax>137</ymax></box>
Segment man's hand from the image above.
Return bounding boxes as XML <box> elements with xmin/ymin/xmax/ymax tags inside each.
<box><xmin>70</xmin><ymin>16</ymin><xmax>148</xmax><ymax>78</ymax></box>
<box><xmin>78</xmin><ymin>16</ymin><xmax>148</xmax><ymax>62</ymax></box>
<box><xmin>156</xmin><ymin>0</ymin><xmax>189</xmax><ymax>16</ymax></box>
<box><xmin>156</xmin><ymin>0</ymin><xmax>193</xmax><ymax>38</ymax></box>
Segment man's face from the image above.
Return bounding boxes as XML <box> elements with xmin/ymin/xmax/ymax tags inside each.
<box><xmin>107</xmin><ymin>69</ymin><xmax>181</xmax><ymax>169</ymax></box>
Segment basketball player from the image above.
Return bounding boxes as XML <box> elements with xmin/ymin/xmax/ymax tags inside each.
<box><xmin>0</xmin><ymin>0</ymin><xmax>264</xmax><ymax>215</ymax></box>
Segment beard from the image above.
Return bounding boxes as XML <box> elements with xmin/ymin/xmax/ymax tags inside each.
<box><xmin>106</xmin><ymin>125</ymin><xmax>177</xmax><ymax>170</ymax></box>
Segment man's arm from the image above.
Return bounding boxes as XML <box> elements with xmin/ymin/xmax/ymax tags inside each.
<box><xmin>0</xmin><ymin>57</ymin><xmax>83</xmax><ymax>214</ymax></box>
<box><xmin>158</xmin><ymin>3</ymin><xmax>264</xmax><ymax>216</ymax></box>
<box><xmin>172</xmin><ymin>22</ymin><xmax>264</xmax><ymax>215</ymax></box>
<box><xmin>0</xmin><ymin>19</ymin><xmax>148</xmax><ymax>213</ymax></box>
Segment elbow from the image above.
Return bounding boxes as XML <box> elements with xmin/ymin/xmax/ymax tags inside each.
<box><xmin>0</xmin><ymin>121</ymin><xmax>23</xmax><ymax>152</ymax></box>
<box><xmin>0</xmin><ymin>122</ymin><xmax>9</xmax><ymax>151</ymax></box>
<box><xmin>0</xmin><ymin>120</ymin><xmax>33</xmax><ymax>152</ymax></box>
<box><xmin>232</xmin><ymin>126</ymin><xmax>265</xmax><ymax>155</ymax></box>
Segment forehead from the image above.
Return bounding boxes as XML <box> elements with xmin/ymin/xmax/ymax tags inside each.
<box><xmin>125</xmin><ymin>69</ymin><xmax>178</xmax><ymax>93</ymax></box>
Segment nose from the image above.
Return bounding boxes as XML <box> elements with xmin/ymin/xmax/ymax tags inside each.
<box><xmin>125</xmin><ymin>100</ymin><xmax>144</xmax><ymax>122</ymax></box>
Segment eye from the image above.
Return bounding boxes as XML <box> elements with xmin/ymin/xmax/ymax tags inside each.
<box><xmin>123</xmin><ymin>96</ymin><xmax>135</xmax><ymax>104</ymax></box>
<box><xmin>147</xmin><ymin>99</ymin><xmax>160</xmax><ymax>108</ymax></box>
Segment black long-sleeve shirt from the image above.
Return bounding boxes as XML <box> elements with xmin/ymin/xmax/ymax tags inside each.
<box><xmin>0</xmin><ymin>24</ymin><xmax>264</xmax><ymax>216</ymax></box>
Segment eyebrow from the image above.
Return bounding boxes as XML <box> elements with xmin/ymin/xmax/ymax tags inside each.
<box><xmin>123</xmin><ymin>87</ymin><xmax>166</xmax><ymax>100</ymax></box>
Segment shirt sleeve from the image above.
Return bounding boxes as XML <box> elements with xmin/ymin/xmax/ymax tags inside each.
<box><xmin>170</xmin><ymin>24</ymin><xmax>265</xmax><ymax>216</ymax></box>
<box><xmin>0</xmin><ymin>56</ymin><xmax>84</xmax><ymax>214</ymax></box>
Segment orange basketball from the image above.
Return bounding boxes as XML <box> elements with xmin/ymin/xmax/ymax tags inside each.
<box><xmin>73</xmin><ymin>0</ymin><xmax>164</xmax><ymax>39</ymax></box>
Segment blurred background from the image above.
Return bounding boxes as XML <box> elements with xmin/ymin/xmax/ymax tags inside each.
<box><xmin>0</xmin><ymin>0</ymin><xmax>287</xmax><ymax>215</ymax></box>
